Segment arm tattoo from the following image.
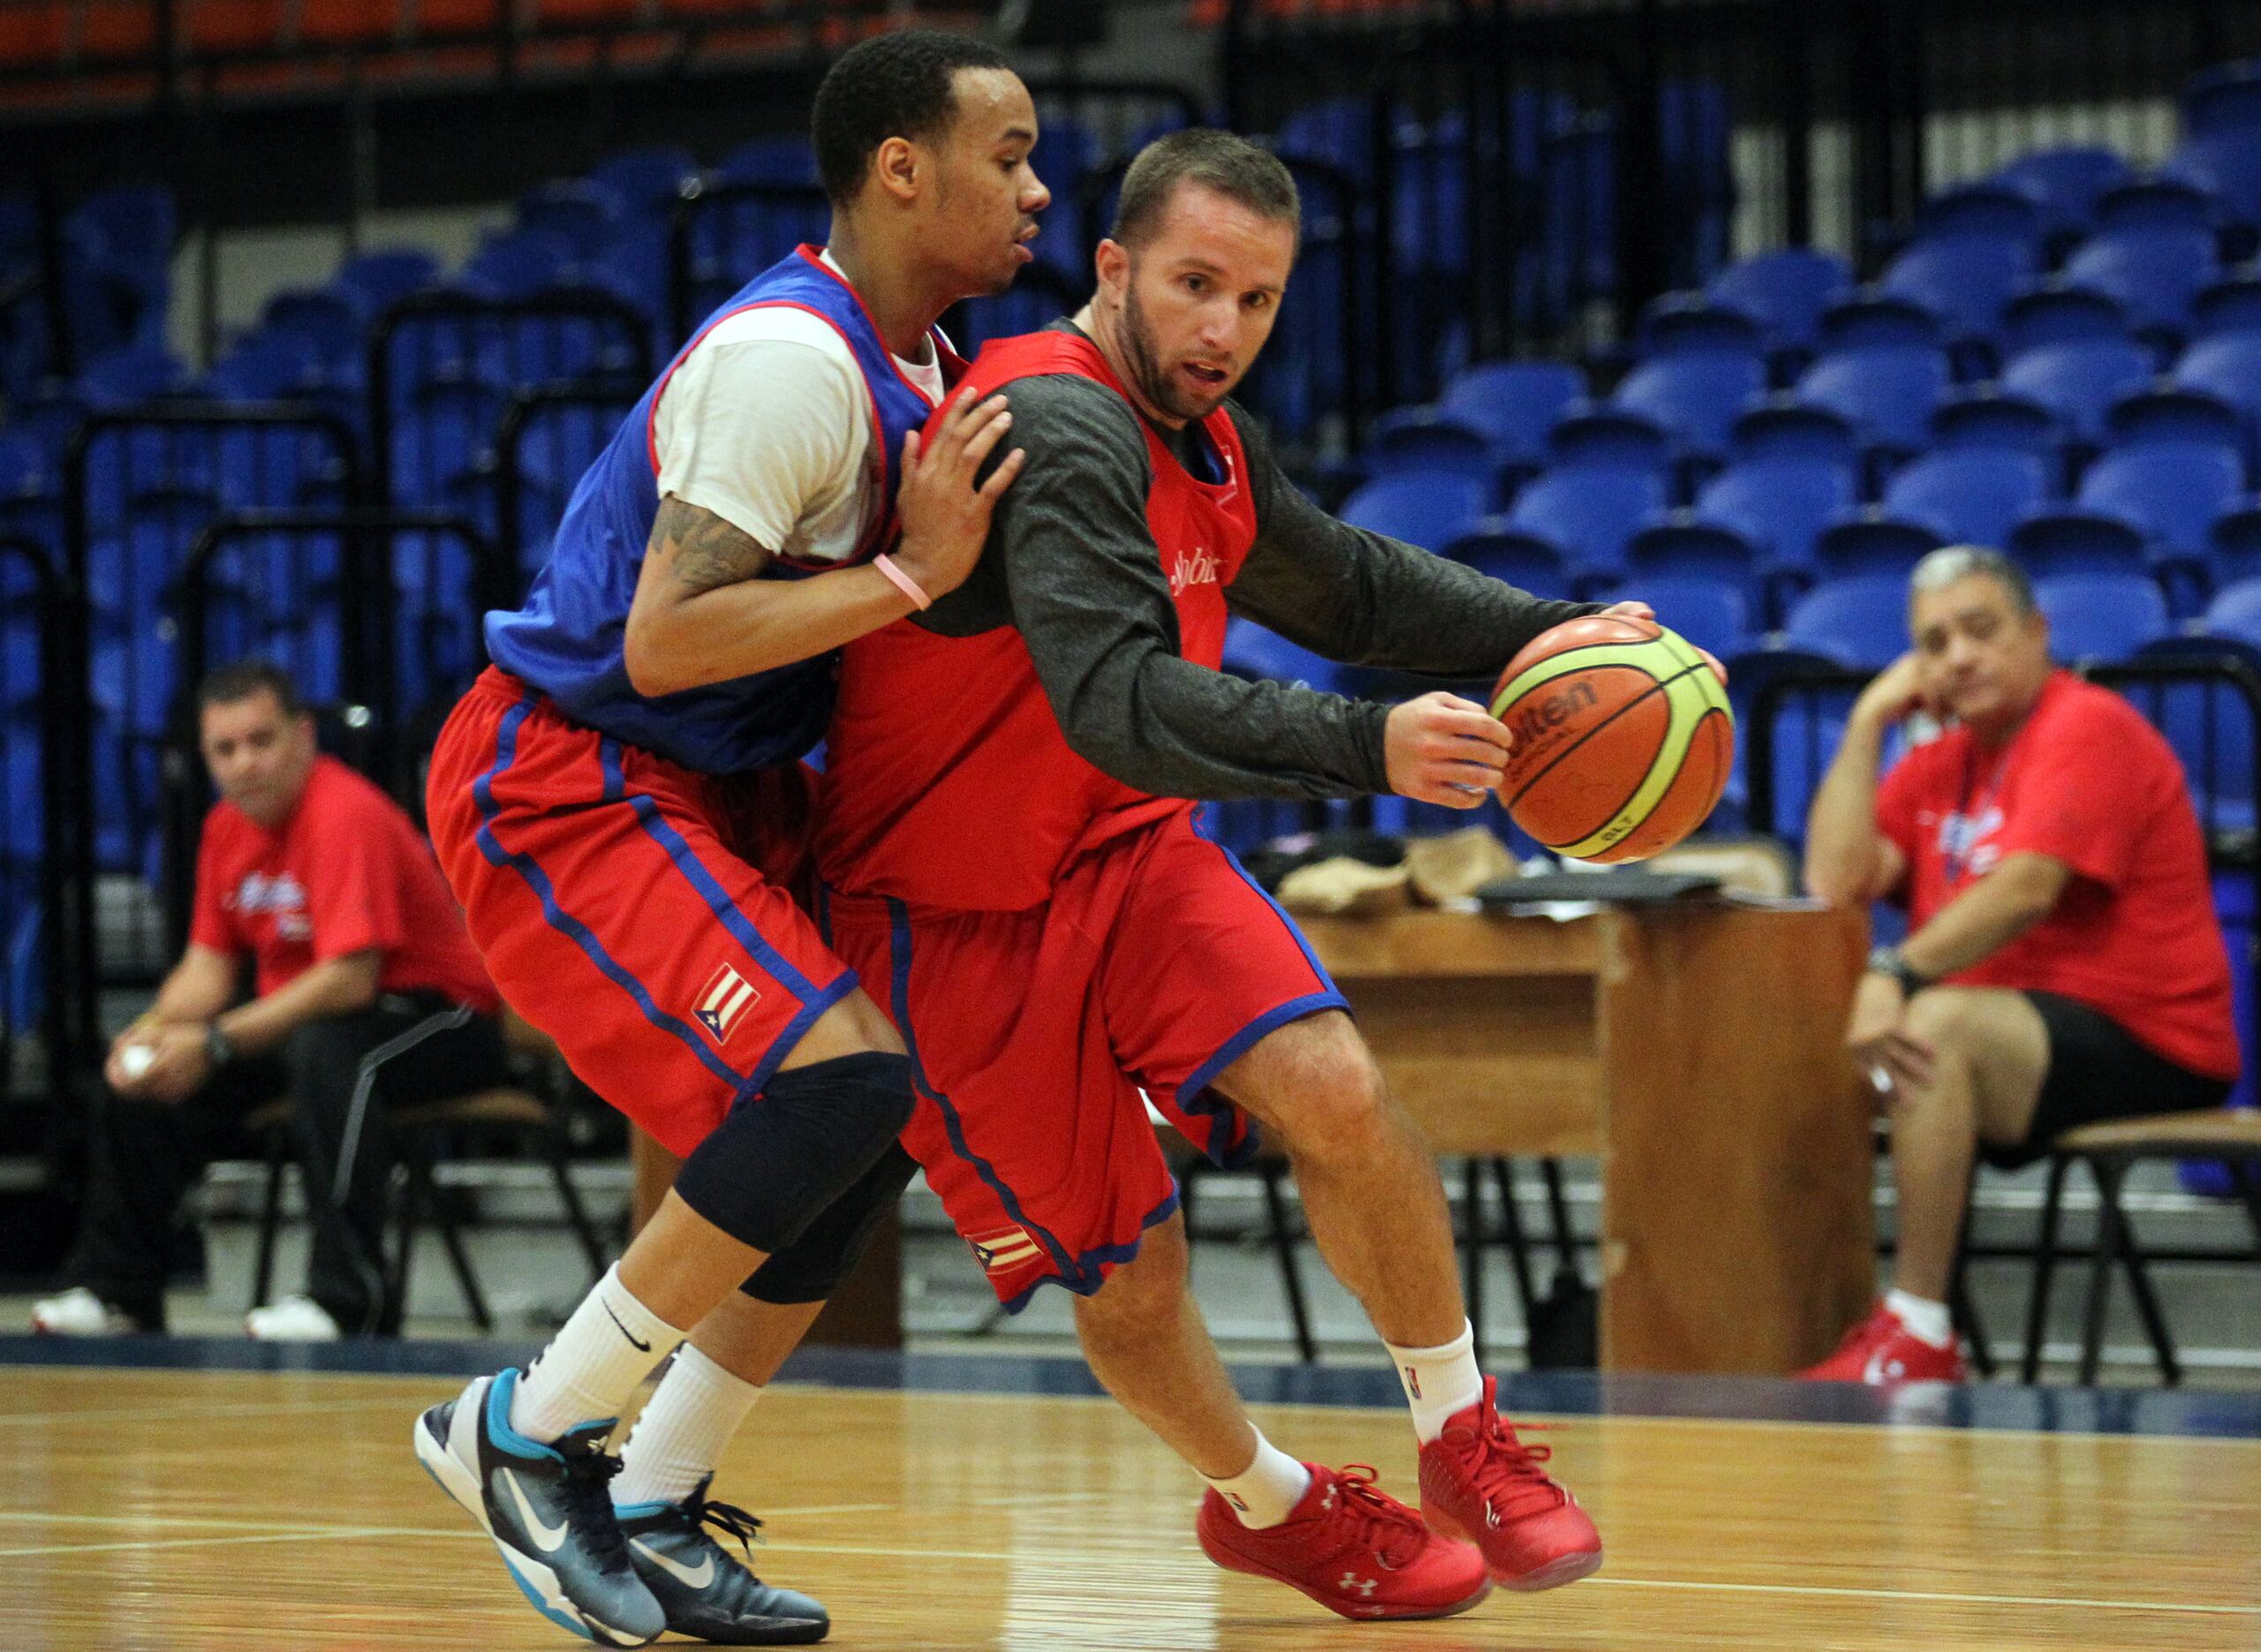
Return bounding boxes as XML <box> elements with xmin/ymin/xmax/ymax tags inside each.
<box><xmin>653</xmin><ymin>496</ymin><xmax>776</xmax><ymax>596</ymax></box>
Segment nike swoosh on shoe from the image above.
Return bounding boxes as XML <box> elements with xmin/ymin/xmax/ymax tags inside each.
<box><xmin>502</xmin><ymin>1467</ymin><xmax>574</xmax><ymax>1552</ymax></box>
<box><xmin>631</xmin><ymin>1538</ymin><xmax>715</xmax><ymax>1589</ymax></box>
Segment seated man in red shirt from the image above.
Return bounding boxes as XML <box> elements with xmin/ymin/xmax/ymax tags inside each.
<box><xmin>1802</xmin><ymin>546</ymin><xmax>2239</xmax><ymax>1383</ymax></box>
<box><xmin>32</xmin><ymin>661</ymin><xmax>510</xmax><ymax>1340</ymax></box>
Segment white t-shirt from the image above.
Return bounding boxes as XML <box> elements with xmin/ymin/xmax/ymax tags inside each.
<box><xmin>652</xmin><ymin>251</ymin><xmax>948</xmax><ymax>567</ymax></box>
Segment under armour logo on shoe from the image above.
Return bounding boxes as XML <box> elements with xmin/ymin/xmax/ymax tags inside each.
<box><xmin>1320</xmin><ymin>1484</ymin><xmax>1336</xmax><ymax>1511</ymax></box>
<box><xmin>1404</xmin><ymin>1366</ymin><xmax>1422</xmax><ymax>1399</ymax></box>
<box><xmin>1339</xmin><ymin>1573</ymin><xmax>1378</xmax><ymax>1596</ymax></box>
<box><xmin>1225</xmin><ymin>1492</ymin><xmax>1248</xmax><ymax>1512</ymax></box>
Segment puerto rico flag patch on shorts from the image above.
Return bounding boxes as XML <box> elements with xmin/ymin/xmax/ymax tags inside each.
<box><xmin>965</xmin><ymin>1225</ymin><xmax>1044</xmax><ymax>1278</ymax></box>
<box><xmin>694</xmin><ymin>962</ymin><xmax>761</xmax><ymax>1045</ymax></box>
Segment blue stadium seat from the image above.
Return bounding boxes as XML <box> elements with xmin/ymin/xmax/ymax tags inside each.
<box><xmin>2163</xmin><ymin>131</ymin><xmax>2261</xmax><ymax>228</ymax></box>
<box><xmin>2035</xmin><ymin>571</ymin><xmax>2170</xmax><ymax>661</ymax></box>
<box><xmin>62</xmin><ymin>185</ymin><xmax>176</xmax><ymax>360</ymax></box>
<box><xmin>2183</xmin><ymin>58</ymin><xmax>2261</xmax><ymax>134</ymax></box>
<box><xmin>1637</xmin><ymin>573</ymin><xmax>1751</xmax><ymax>659</ymax></box>
<box><xmin>586</xmin><ymin>223</ymin><xmax>673</xmax><ymax>335</ymax></box>
<box><xmin>261</xmin><ymin>288</ymin><xmax>362</xmax><ymax>366</ymax></box>
<box><xmin>2063</xmin><ymin>226</ymin><xmax>2221</xmax><ymax>345</ymax></box>
<box><xmin>204</xmin><ymin>329</ymin><xmax>324</xmax><ymax>400</ymax></box>
<box><xmin>1728</xmin><ymin>396</ymin><xmax>1860</xmax><ymax>466</ymax></box>
<box><xmin>1365</xmin><ymin>406</ymin><xmax>1501</xmax><ymax>482</ymax></box>
<box><xmin>1546</xmin><ymin>404</ymin><xmax>1673</xmax><ymax>473</ymax></box>
<box><xmin>2212</xmin><ymin>504</ymin><xmax>2261</xmax><ymax>587</ymax></box>
<box><xmin>2006</xmin><ymin>508</ymin><xmax>2151</xmax><ymax>577</ymax></box>
<box><xmin>1878</xmin><ymin>235</ymin><xmax>2034</xmax><ymax>358</ymax></box>
<box><xmin>1622</xmin><ymin>512</ymin><xmax>1760</xmax><ymax>587</ymax></box>
<box><xmin>717</xmin><ymin>136</ymin><xmax>820</xmax><ymax>186</ymax></box>
<box><xmin>1796</xmin><ymin>344</ymin><xmax>1948</xmax><ymax>455</ymax></box>
<box><xmin>587</xmin><ymin>145</ymin><xmax>699</xmax><ymax>217</ymax></box>
<box><xmin>2173</xmin><ymin>333</ymin><xmax>2261</xmax><ymax>450</ymax></box>
<box><xmin>516</xmin><ymin>179</ymin><xmax>623</xmax><ymax>261</ymax></box>
<box><xmin>333</xmin><ymin>248</ymin><xmax>439</xmax><ymax>321</ymax></box>
<box><xmin>1337</xmin><ymin>471</ymin><xmax>1491</xmax><ymax>552</ymax></box>
<box><xmin>1438</xmin><ymin>518</ymin><xmax>1579</xmax><ymax>601</ymax></box>
<box><xmin>1881</xmin><ymin>448</ymin><xmax>2050</xmax><ymax>549</ymax></box>
<box><xmin>2002</xmin><ymin>281</ymin><xmax>2129</xmax><ymax>354</ymax></box>
<box><xmin>1929</xmin><ymin>384</ymin><xmax>2061</xmax><ymax>464</ymax></box>
<box><xmin>1441</xmin><ymin>360</ymin><xmax>1585</xmax><ymax>479</ymax></box>
<box><xmin>1916</xmin><ymin>181</ymin><xmax>2045</xmax><ymax>246</ymax></box>
<box><xmin>1994</xmin><ymin>147</ymin><xmax>2133</xmax><ymax>235</ymax></box>
<box><xmin>1816</xmin><ymin>290</ymin><xmax>1944</xmax><ymax>353</ymax></box>
<box><xmin>2129</xmin><ymin>631</ymin><xmax>2261</xmax><ymax>840</ymax></box>
<box><xmin>1812</xmin><ymin>507</ymin><xmax>1945</xmax><ymax>579</ymax></box>
<box><xmin>2001</xmin><ymin>336</ymin><xmax>2154</xmax><ymax>446</ymax></box>
<box><xmin>2091</xmin><ymin>176</ymin><xmax>2220</xmax><ymax>237</ymax></box>
<box><xmin>1635</xmin><ymin>293</ymin><xmax>1766</xmax><ymax>359</ymax></box>
<box><xmin>2205</xmin><ymin>576</ymin><xmax>2261</xmax><ymax>645</ymax></box>
<box><xmin>1507</xmin><ymin>464</ymin><xmax>1666</xmax><ymax>584</ymax></box>
<box><xmin>2078</xmin><ymin>441</ymin><xmax>2245</xmax><ymax>561</ymax></box>
<box><xmin>2193</xmin><ymin>268</ymin><xmax>2261</xmax><ymax>339</ymax></box>
<box><xmin>1705</xmin><ymin>246</ymin><xmax>1852</xmax><ymax>358</ymax></box>
<box><xmin>1782</xmin><ymin>575</ymin><xmax>1913</xmax><ymax>668</ymax></box>
<box><xmin>78</xmin><ymin>343</ymin><xmax>190</xmax><ymax>406</ymax></box>
<box><xmin>1609</xmin><ymin>351</ymin><xmax>1764</xmax><ymax>462</ymax></box>
<box><xmin>463</xmin><ymin>228</ymin><xmax>579</xmax><ymax>298</ymax></box>
<box><xmin>1274</xmin><ymin>96</ymin><xmax>1383</xmax><ymax>177</ymax></box>
<box><xmin>1695</xmin><ymin>454</ymin><xmax>1856</xmax><ymax>570</ymax></box>
<box><xmin>2104</xmin><ymin>383</ymin><xmax>2246</xmax><ymax>450</ymax></box>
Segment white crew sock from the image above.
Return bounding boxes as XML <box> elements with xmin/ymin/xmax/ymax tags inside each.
<box><xmin>1201</xmin><ymin>1427</ymin><xmax>1312</xmax><ymax>1529</ymax></box>
<box><xmin>1386</xmin><ymin>1320</ymin><xmax>1485</xmax><ymax>1444</ymax></box>
<box><xmin>612</xmin><ymin>1343</ymin><xmax>765</xmax><ymax>1509</ymax></box>
<box><xmin>510</xmin><ymin>1264</ymin><xmax>687</xmax><ymax>1444</ymax></box>
<box><xmin>1886</xmin><ymin>1288</ymin><xmax>1955</xmax><ymax>1350</ymax></box>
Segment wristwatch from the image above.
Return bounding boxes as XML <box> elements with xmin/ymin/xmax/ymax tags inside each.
<box><xmin>1865</xmin><ymin>946</ymin><xmax>1932</xmax><ymax>999</ymax></box>
<box><xmin>204</xmin><ymin>1022</ymin><xmax>238</xmax><ymax>1068</ymax></box>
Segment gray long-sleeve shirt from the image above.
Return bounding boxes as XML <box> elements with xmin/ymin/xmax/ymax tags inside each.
<box><xmin>913</xmin><ymin>323</ymin><xmax>1597</xmax><ymax>802</ymax></box>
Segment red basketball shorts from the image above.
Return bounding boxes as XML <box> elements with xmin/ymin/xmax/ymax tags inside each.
<box><xmin>821</xmin><ymin>807</ymin><xmax>1348</xmax><ymax>1311</ymax></box>
<box><xmin>426</xmin><ymin>668</ymin><xmax>856</xmax><ymax>1158</ymax></box>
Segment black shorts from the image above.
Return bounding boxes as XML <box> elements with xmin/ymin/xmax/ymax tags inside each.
<box><xmin>1985</xmin><ymin>991</ymin><xmax>2234</xmax><ymax>1170</ymax></box>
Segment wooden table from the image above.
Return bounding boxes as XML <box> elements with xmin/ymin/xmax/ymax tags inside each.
<box><xmin>631</xmin><ymin>901</ymin><xmax>1874</xmax><ymax>1373</ymax></box>
<box><xmin>1294</xmin><ymin>902</ymin><xmax>1874</xmax><ymax>1375</ymax></box>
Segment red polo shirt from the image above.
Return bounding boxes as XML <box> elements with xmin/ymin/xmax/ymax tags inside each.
<box><xmin>189</xmin><ymin>755</ymin><xmax>500</xmax><ymax>1014</ymax></box>
<box><xmin>1875</xmin><ymin>669</ymin><xmax>2238</xmax><ymax>1080</ymax></box>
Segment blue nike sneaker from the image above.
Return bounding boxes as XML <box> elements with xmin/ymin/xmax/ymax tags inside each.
<box><xmin>414</xmin><ymin>1368</ymin><xmax>666</xmax><ymax>1647</ymax></box>
<box><xmin>615</xmin><ymin>1476</ymin><xmax>830</xmax><ymax>1645</ymax></box>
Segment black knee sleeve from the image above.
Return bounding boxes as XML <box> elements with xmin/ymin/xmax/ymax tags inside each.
<box><xmin>672</xmin><ymin>1052</ymin><xmax>916</xmax><ymax>1256</ymax></box>
<box><xmin>741</xmin><ymin>1144</ymin><xmax>919</xmax><ymax>1303</ymax></box>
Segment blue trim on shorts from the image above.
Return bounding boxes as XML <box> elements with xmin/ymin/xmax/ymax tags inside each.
<box><xmin>1176</xmin><ymin>988</ymin><xmax>1351</xmax><ymax>1168</ymax></box>
<box><xmin>1190</xmin><ymin>803</ymin><xmax>1341</xmax><ymax>991</ymax></box>
<box><xmin>747</xmin><ymin>970</ymin><xmax>858</xmax><ymax>1097</ymax></box>
<box><xmin>625</xmin><ymin>795</ymin><xmax>825</xmax><ymax>1004</ymax></box>
<box><xmin>886</xmin><ymin>897</ymin><xmax>1081</xmax><ymax>1282</ymax></box>
<box><xmin>597</xmin><ymin>735</ymin><xmax>626</xmax><ymax>804</ymax></box>
<box><xmin>472</xmin><ymin>693</ymin><xmax>747</xmax><ymax>1092</ymax></box>
<box><xmin>999</xmin><ymin>1183</ymin><xmax>1184</xmax><ymax>1314</ymax></box>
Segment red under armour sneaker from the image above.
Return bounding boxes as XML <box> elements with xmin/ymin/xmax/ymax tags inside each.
<box><xmin>1196</xmin><ymin>1462</ymin><xmax>1491</xmax><ymax>1621</ymax></box>
<box><xmin>1418</xmin><ymin>1377</ymin><xmax>1602</xmax><ymax>1590</ymax></box>
<box><xmin>1798</xmin><ymin>1301</ymin><xmax>1968</xmax><ymax>1384</ymax></box>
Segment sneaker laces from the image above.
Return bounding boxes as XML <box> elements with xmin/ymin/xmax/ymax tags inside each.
<box><xmin>685</xmin><ymin>1491</ymin><xmax>767</xmax><ymax>1566</ymax></box>
<box><xmin>556</xmin><ymin>1442</ymin><xmax>639</xmax><ymax>1577</ymax></box>
<box><xmin>1316</xmin><ymin>1466</ymin><xmax>1426</xmax><ymax>1570</ymax></box>
<box><xmin>1447</xmin><ymin>1380</ymin><xmax>1569</xmax><ymax>1523</ymax></box>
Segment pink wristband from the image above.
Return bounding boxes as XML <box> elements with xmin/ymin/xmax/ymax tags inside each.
<box><xmin>872</xmin><ymin>552</ymin><xmax>932</xmax><ymax>611</ymax></box>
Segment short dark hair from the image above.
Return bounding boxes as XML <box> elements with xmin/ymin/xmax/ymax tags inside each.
<box><xmin>1111</xmin><ymin>128</ymin><xmax>1301</xmax><ymax>251</ymax></box>
<box><xmin>198</xmin><ymin>660</ymin><xmax>304</xmax><ymax>719</ymax></box>
<box><xmin>811</xmin><ymin>28</ymin><xmax>1013</xmax><ymax>207</ymax></box>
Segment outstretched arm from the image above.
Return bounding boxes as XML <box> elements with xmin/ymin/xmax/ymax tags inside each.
<box><xmin>990</xmin><ymin>375</ymin><xmax>1512</xmax><ymax>807</ymax></box>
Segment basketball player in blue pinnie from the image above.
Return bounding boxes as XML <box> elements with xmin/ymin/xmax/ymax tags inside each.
<box><xmin>412</xmin><ymin>32</ymin><xmax>1042</xmax><ymax>1647</ymax></box>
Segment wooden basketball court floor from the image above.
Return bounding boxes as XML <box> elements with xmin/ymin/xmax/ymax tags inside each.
<box><xmin>4</xmin><ymin>1339</ymin><xmax>2257</xmax><ymax>1652</ymax></box>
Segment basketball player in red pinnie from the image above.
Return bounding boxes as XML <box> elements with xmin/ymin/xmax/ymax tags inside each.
<box><xmin>811</xmin><ymin>130</ymin><xmax>1653</xmax><ymax>1620</ymax></box>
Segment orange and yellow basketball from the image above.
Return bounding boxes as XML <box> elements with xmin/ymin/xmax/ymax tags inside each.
<box><xmin>1488</xmin><ymin>615</ymin><xmax>1735</xmax><ymax>864</ymax></box>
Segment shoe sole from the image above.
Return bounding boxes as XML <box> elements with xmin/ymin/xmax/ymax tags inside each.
<box><xmin>1422</xmin><ymin>1503</ymin><xmax>1604</xmax><ymax>1592</ymax></box>
<box><xmin>1199</xmin><ymin>1529</ymin><xmax>1493</xmax><ymax>1622</ymax></box>
<box><xmin>414</xmin><ymin>1404</ymin><xmax>658</xmax><ymax>1648</ymax></box>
